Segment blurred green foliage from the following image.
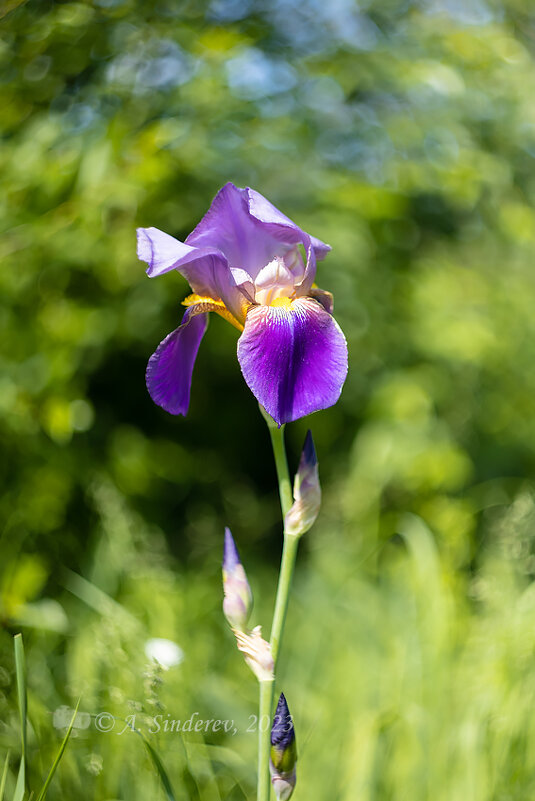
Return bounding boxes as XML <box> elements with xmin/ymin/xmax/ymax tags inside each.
<box><xmin>1</xmin><ymin>0</ymin><xmax>535</xmax><ymax>798</ymax></box>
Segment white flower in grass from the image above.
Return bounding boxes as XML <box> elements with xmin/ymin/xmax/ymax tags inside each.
<box><xmin>144</xmin><ymin>637</ymin><xmax>184</xmax><ymax>669</ymax></box>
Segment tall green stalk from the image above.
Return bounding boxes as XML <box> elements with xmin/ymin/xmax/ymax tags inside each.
<box><xmin>257</xmin><ymin>417</ymin><xmax>301</xmax><ymax>801</ymax></box>
<box><xmin>269</xmin><ymin>533</ymin><xmax>299</xmax><ymax>668</ymax></box>
<box><xmin>267</xmin><ymin>423</ymin><xmax>293</xmax><ymax>518</ymax></box>
<box><xmin>257</xmin><ymin>678</ymin><xmax>274</xmax><ymax>801</ymax></box>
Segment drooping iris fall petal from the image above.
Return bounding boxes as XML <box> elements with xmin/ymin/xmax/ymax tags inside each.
<box><xmin>237</xmin><ymin>298</ymin><xmax>348</xmax><ymax>426</ymax></box>
<box><xmin>145</xmin><ymin>305</ymin><xmax>209</xmax><ymax>415</ymax></box>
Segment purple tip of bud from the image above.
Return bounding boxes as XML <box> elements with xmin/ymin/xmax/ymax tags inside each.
<box><xmin>271</xmin><ymin>693</ymin><xmax>295</xmax><ymax>748</ymax></box>
<box><xmin>223</xmin><ymin>527</ymin><xmax>242</xmax><ymax>572</ymax></box>
<box><xmin>302</xmin><ymin>430</ymin><xmax>317</xmax><ymax>468</ymax></box>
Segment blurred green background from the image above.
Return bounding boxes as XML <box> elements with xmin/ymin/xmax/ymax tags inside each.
<box><xmin>2</xmin><ymin>0</ymin><xmax>535</xmax><ymax>798</ymax></box>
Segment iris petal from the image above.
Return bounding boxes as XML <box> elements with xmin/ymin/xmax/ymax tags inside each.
<box><xmin>309</xmin><ymin>286</ymin><xmax>334</xmax><ymax>315</ymax></box>
<box><xmin>146</xmin><ymin>305</ymin><xmax>209</xmax><ymax>416</ymax></box>
<box><xmin>137</xmin><ymin>226</ymin><xmax>248</xmax><ymax>322</ymax></box>
<box><xmin>246</xmin><ymin>187</ymin><xmax>331</xmax><ymax>293</ymax></box>
<box><xmin>137</xmin><ymin>226</ymin><xmax>220</xmax><ymax>287</ymax></box>
<box><xmin>185</xmin><ymin>183</ymin><xmax>331</xmax><ymax>295</ymax></box>
<box><xmin>246</xmin><ymin>188</ymin><xmax>330</xmax><ymax>261</ymax></box>
<box><xmin>187</xmin><ymin>183</ymin><xmax>287</xmax><ymax>279</ymax></box>
<box><xmin>237</xmin><ymin>298</ymin><xmax>348</xmax><ymax>425</ymax></box>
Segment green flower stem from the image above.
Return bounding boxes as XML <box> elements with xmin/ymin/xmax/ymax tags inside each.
<box><xmin>267</xmin><ymin>423</ymin><xmax>293</xmax><ymax>518</ymax></box>
<box><xmin>266</xmin><ymin>421</ymin><xmax>300</xmax><ymax>667</ymax></box>
<box><xmin>257</xmin><ymin>678</ymin><xmax>274</xmax><ymax>801</ymax></box>
<box><xmin>257</xmin><ymin>414</ymin><xmax>301</xmax><ymax>801</ymax></box>
<box><xmin>269</xmin><ymin>532</ymin><xmax>299</xmax><ymax>668</ymax></box>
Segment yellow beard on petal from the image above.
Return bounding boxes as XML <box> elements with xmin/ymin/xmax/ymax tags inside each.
<box><xmin>269</xmin><ymin>296</ymin><xmax>293</xmax><ymax>310</ymax></box>
<box><xmin>182</xmin><ymin>294</ymin><xmax>245</xmax><ymax>332</ymax></box>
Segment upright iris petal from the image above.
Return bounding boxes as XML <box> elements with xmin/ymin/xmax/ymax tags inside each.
<box><xmin>186</xmin><ymin>184</ymin><xmax>290</xmax><ymax>285</ymax></box>
<box><xmin>137</xmin><ymin>183</ymin><xmax>347</xmax><ymax>424</ymax></box>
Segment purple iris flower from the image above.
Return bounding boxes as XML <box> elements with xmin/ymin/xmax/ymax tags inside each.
<box><xmin>137</xmin><ymin>183</ymin><xmax>348</xmax><ymax>426</ymax></box>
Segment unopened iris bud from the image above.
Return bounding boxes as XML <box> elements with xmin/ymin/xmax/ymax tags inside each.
<box><xmin>284</xmin><ymin>430</ymin><xmax>321</xmax><ymax>537</ymax></box>
<box><xmin>270</xmin><ymin>693</ymin><xmax>297</xmax><ymax>801</ymax></box>
<box><xmin>222</xmin><ymin>528</ymin><xmax>253</xmax><ymax>630</ymax></box>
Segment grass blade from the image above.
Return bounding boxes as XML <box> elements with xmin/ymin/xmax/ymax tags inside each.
<box><xmin>14</xmin><ymin>633</ymin><xmax>27</xmax><ymax>801</ymax></box>
<box><xmin>0</xmin><ymin>751</ymin><xmax>10</xmax><ymax>801</ymax></box>
<box><xmin>34</xmin><ymin>700</ymin><xmax>80</xmax><ymax>801</ymax></box>
<box><xmin>13</xmin><ymin>760</ymin><xmax>25</xmax><ymax>801</ymax></box>
<box><xmin>14</xmin><ymin>634</ymin><xmax>27</xmax><ymax>760</ymax></box>
<box><xmin>128</xmin><ymin>726</ymin><xmax>177</xmax><ymax>801</ymax></box>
